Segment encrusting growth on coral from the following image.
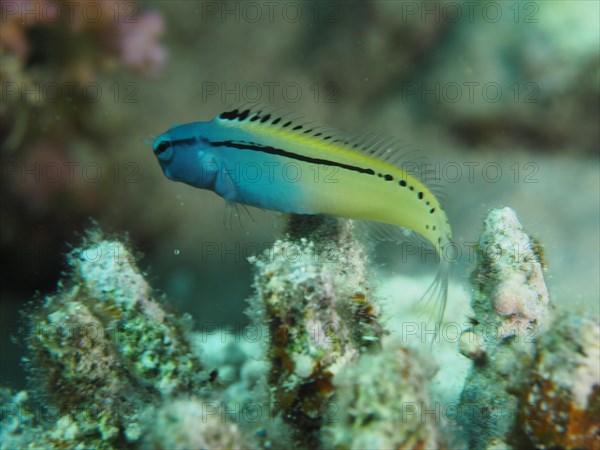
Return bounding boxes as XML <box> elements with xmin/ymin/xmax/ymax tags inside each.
<box><xmin>142</xmin><ymin>397</ymin><xmax>246</xmax><ymax>450</ymax></box>
<box><xmin>246</xmin><ymin>214</ymin><xmax>451</xmax><ymax>449</ymax></box>
<box><xmin>322</xmin><ymin>341</ymin><xmax>440</xmax><ymax>449</ymax></box>
<box><xmin>247</xmin><ymin>215</ymin><xmax>383</xmax><ymax>448</ymax></box>
<box><xmin>7</xmin><ymin>229</ymin><xmax>246</xmax><ymax>448</ymax></box>
<box><xmin>459</xmin><ymin>207</ymin><xmax>550</xmax><ymax>449</ymax></box>
<box><xmin>468</xmin><ymin>207</ymin><xmax>552</xmax><ymax>343</ymax></box>
<box><xmin>458</xmin><ymin>207</ymin><xmax>599</xmax><ymax>450</ymax></box>
<box><xmin>2</xmin><ymin>209</ymin><xmax>597</xmax><ymax>449</ymax></box>
<box><xmin>518</xmin><ymin>312</ymin><xmax>600</xmax><ymax>449</ymax></box>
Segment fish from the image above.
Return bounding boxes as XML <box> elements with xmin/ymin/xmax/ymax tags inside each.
<box><xmin>152</xmin><ymin>105</ymin><xmax>453</xmax><ymax>339</ymax></box>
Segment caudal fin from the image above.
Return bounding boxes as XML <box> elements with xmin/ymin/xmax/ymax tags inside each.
<box><xmin>419</xmin><ymin>257</ymin><xmax>451</xmax><ymax>348</ymax></box>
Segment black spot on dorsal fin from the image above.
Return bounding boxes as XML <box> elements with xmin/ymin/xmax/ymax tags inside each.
<box><xmin>219</xmin><ymin>109</ymin><xmax>239</xmax><ymax>120</ymax></box>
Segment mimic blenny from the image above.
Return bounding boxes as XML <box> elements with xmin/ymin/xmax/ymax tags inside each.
<box><xmin>152</xmin><ymin>105</ymin><xmax>453</xmax><ymax>335</ymax></box>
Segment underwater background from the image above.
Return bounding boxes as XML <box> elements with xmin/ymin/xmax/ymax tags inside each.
<box><xmin>1</xmin><ymin>1</ymin><xmax>599</xmax><ymax>449</ymax></box>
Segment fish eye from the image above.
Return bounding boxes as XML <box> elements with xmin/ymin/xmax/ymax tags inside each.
<box><xmin>154</xmin><ymin>140</ymin><xmax>171</xmax><ymax>156</ymax></box>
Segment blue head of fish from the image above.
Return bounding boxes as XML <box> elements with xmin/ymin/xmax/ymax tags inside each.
<box><xmin>152</xmin><ymin>122</ymin><xmax>217</xmax><ymax>189</ymax></box>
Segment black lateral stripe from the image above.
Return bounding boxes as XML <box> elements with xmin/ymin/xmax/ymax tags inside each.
<box><xmin>172</xmin><ymin>137</ymin><xmax>197</xmax><ymax>146</ymax></box>
<box><xmin>209</xmin><ymin>140</ymin><xmax>375</xmax><ymax>176</ymax></box>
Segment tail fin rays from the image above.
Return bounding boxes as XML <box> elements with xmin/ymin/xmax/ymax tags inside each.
<box><xmin>419</xmin><ymin>257</ymin><xmax>451</xmax><ymax>349</ymax></box>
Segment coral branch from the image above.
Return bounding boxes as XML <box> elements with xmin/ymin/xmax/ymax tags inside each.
<box><xmin>247</xmin><ymin>215</ymin><xmax>383</xmax><ymax>448</ymax></box>
<box><xmin>459</xmin><ymin>208</ymin><xmax>599</xmax><ymax>450</ymax></box>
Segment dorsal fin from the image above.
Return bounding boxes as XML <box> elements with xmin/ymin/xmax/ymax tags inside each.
<box><xmin>216</xmin><ymin>103</ymin><xmax>447</xmax><ymax>202</ymax></box>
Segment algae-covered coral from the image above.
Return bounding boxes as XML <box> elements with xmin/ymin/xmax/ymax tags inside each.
<box><xmin>322</xmin><ymin>342</ymin><xmax>439</xmax><ymax>449</ymax></box>
<box><xmin>1</xmin><ymin>209</ymin><xmax>598</xmax><ymax>449</ymax></box>
<box><xmin>1</xmin><ymin>229</ymin><xmax>239</xmax><ymax>448</ymax></box>
<box><xmin>458</xmin><ymin>208</ymin><xmax>599</xmax><ymax>450</ymax></box>
<box><xmin>246</xmin><ymin>215</ymin><xmax>384</xmax><ymax>448</ymax></box>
